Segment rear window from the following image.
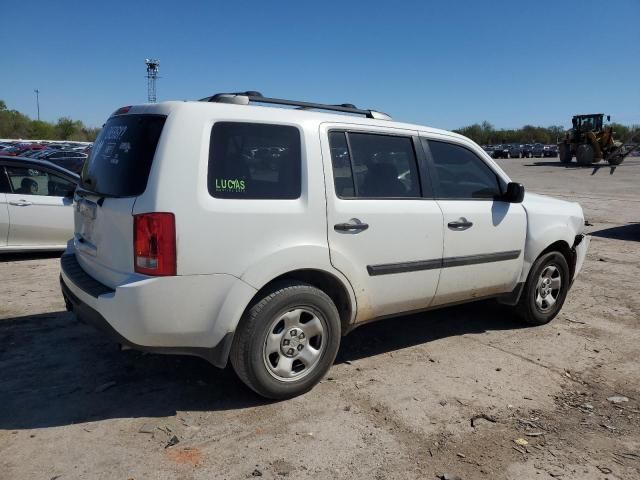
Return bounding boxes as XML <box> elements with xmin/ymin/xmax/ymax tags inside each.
<box><xmin>80</xmin><ymin>114</ymin><xmax>166</xmax><ymax>197</ymax></box>
<box><xmin>208</xmin><ymin>122</ymin><xmax>301</xmax><ymax>199</ymax></box>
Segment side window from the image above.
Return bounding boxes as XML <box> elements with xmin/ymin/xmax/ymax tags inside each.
<box><xmin>208</xmin><ymin>122</ymin><xmax>301</xmax><ymax>199</ymax></box>
<box><xmin>5</xmin><ymin>167</ymin><xmax>75</xmax><ymax>197</ymax></box>
<box><xmin>427</xmin><ymin>140</ymin><xmax>501</xmax><ymax>199</ymax></box>
<box><xmin>329</xmin><ymin>131</ymin><xmax>421</xmax><ymax>198</ymax></box>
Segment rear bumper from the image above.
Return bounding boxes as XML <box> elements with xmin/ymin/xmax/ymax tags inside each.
<box><xmin>59</xmin><ymin>253</ymin><xmax>254</xmax><ymax>368</ymax></box>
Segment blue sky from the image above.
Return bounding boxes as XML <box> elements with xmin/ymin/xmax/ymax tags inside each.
<box><xmin>2</xmin><ymin>0</ymin><xmax>639</xmax><ymax>129</ymax></box>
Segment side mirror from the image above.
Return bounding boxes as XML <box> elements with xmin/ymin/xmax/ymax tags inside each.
<box><xmin>504</xmin><ymin>182</ymin><xmax>525</xmax><ymax>203</ymax></box>
<box><xmin>607</xmin><ymin>115</ymin><xmax>611</xmax><ymax>122</ymax></box>
<box><xmin>64</xmin><ymin>188</ymin><xmax>75</xmax><ymax>199</ymax></box>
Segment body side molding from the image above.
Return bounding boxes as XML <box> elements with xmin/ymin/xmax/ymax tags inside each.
<box><xmin>367</xmin><ymin>250</ymin><xmax>521</xmax><ymax>276</ymax></box>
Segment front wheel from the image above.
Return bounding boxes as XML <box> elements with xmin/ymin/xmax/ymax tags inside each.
<box><xmin>230</xmin><ymin>282</ymin><xmax>341</xmax><ymax>399</ymax></box>
<box><xmin>513</xmin><ymin>251</ymin><xmax>570</xmax><ymax>325</ymax></box>
<box><xmin>576</xmin><ymin>144</ymin><xmax>594</xmax><ymax>165</ymax></box>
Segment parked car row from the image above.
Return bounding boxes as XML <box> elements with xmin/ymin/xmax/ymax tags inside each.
<box><xmin>482</xmin><ymin>143</ymin><xmax>558</xmax><ymax>159</ymax></box>
<box><xmin>0</xmin><ymin>140</ymin><xmax>92</xmax><ymax>174</ymax></box>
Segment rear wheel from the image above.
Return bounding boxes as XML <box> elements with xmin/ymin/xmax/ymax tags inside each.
<box><xmin>513</xmin><ymin>251</ymin><xmax>570</xmax><ymax>325</ymax></box>
<box><xmin>230</xmin><ymin>282</ymin><xmax>341</xmax><ymax>399</ymax></box>
<box><xmin>559</xmin><ymin>143</ymin><xmax>572</xmax><ymax>163</ymax></box>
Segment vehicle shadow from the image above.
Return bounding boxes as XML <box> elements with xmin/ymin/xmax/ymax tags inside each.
<box><xmin>0</xmin><ymin>251</ymin><xmax>62</xmax><ymax>263</ymax></box>
<box><xmin>525</xmin><ymin>161</ymin><xmax>591</xmax><ymax>168</ymax></box>
<box><xmin>591</xmin><ymin>223</ymin><xmax>640</xmax><ymax>242</ymax></box>
<box><xmin>523</xmin><ymin>161</ymin><xmax>626</xmax><ymax>175</ymax></box>
<box><xmin>338</xmin><ymin>301</ymin><xmax>523</xmax><ymax>363</ymax></box>
<box><xmin>0</xmin><ymin>302</ymin><xmax>526</xmax><ymax>430</ymax></box>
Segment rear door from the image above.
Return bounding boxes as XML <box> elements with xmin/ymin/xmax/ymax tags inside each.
<box><xmin>421</xmin><ymin>136</ymin><xmax>526</xmax><ymax>306</ymax></box>
<box><xmin>4</xmin><ymin>165</ymin><xmax>75</xmax><ymax>247</ymax></box>
<box><xmin>74</xmin><ymin>113</ymin><xmax>166</xmax><ymax>287</ymax></box>
<box><xmin>322</xmin><ymin>125</ymin><xmax>443</xmax><ymax>321</ymax></box>
<box><xmin>0</xmin><ymin>166</ymin><xmax>10</xmax><ymax>246</ymax></box>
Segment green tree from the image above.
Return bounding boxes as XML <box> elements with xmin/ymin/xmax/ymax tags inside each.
<box><xmin>0</xmin><ymin>107</ymin><xmax>31</xmax><ymax>138</ymax></box>
<box><xmin>55</xmin><ymin>117</ymin><xmax>79</xmax><ymax>140</ymax></box>
<box><xmin>609</xmin><ymin>123</ymin><xmax>631</xmax><ymax>141</ymax></box>
<box><xmin>0</xmin><ymin>100</ymin><xmax>100</xmax><ymax>141</ymax></box>
<box><xmin>29</xmin><ymin>120</ymin><xmax>56</xmax><ymax>139</ymax></box>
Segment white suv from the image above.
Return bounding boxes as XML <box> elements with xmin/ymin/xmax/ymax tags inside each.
<box><xmin>60</xmin><ymin>92</ymin><xmax>589</xmax><ymax>399</ymax></box>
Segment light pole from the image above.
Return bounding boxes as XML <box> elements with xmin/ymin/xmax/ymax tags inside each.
<box><xmin>145</xmin><ymin>59</ymin><xmax>160</xmax><ymax>103</ymax></box>
<box><xmin>34</xmin><ymin>89</ymin><xmax>40</xmax><ymax>121</ymax></box>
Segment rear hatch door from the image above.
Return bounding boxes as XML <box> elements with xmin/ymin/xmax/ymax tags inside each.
<box><xmin>74</xmin><ymin>113</ymin><xmax>166</xmax><ymax>288</ymax></box>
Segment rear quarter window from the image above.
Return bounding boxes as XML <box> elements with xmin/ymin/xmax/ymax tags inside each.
<box><xmin>81</xmin><ymin>114</ymin><xmax>166</xmax><ymax>197</ymax></box>
<box><xmin>208</xmin><ymin>122</ymin><xmax>301</xmax><ymax>199</ymax></box>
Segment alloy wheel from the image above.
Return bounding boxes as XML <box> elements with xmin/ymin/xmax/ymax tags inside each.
<box><xmin>262</xmin><ymin>308</ymin><xmax>327</xmax><ymax>381</ymax></box>
<box><xmin>535</xmin><ymin>264</ymin><xmax>562</xmax><ymax>312</ymax></box>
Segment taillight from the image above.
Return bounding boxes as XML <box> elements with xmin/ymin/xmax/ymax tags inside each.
<box><xmin>134</xmin><ymin>213</ymin><xmax>176</xmax><ymax>276</ymax></box>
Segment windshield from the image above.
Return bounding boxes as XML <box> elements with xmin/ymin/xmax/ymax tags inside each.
<box><xmin>80</xmin><ymin>114</ymin><xmax>166</xmax><ymax>197</ymax></box>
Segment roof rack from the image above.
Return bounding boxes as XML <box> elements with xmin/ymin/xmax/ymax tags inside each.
<box><xmin>199</xmin><ymin>91</ymin><xmax>391</xmax><ymax>120</ymax></box>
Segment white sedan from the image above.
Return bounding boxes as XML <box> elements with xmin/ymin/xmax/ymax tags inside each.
<box><xmin>0</xmin><ymin>156</ymin><xmax>78</xmax><ymax>252</ymax></box>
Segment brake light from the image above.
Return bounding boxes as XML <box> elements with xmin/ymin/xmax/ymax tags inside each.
<box><xmin>112</xmin><ymin>105</ymin><xmax>132</xmax><ymax>116</ymax></box>
<box><xmin>134</xmin><ymin>213</ymin><xmax>176</xmax><ymax>276</ymax></box>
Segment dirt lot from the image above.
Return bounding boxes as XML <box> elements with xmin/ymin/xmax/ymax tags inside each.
<box><xmin>1</xmin><ymin>157</ymin><xmax>639</xmax><ymax>480</ymax></box>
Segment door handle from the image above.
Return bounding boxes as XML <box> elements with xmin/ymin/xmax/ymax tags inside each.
<box><xmin>334</xmin><ymin>221</ymin><xmax>369</xmax><ymax>232</ymax></box>
<box><xmin>9</xmin><ymin>200</ymin><xmax>32</xmax><ymax>206</ymax></box>
<box><xmin>447</xmin><ymin>218</ymin><xmax>473</xmax><ymax>230</ymax></box>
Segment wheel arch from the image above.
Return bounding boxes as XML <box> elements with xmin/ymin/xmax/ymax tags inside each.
<box><xmin>521</xmin><ymin>234</ymin><xmax>578</xmax><ymax>281</ymax></box>
<box><xmin>502</xmin><ymin>238</ymin><xmax>577</xmax><ymax>308</ymax></box>
<box><xmin>520</xmin><ymin>221</ymin><xmax>577</xmax><ymax>283</ymax></box>
<box><xmin>538</xmin><ymin>240</ymin><xmax>576</xmax><ymax>279</ymax></box>
<box><xmin>247</xmin><ymin>269</ymin><xmax>356</xmax><ymax>335</ymax></box>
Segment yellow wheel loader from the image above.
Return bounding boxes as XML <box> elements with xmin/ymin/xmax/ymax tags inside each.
<box><xmin>558</xmin><ymin>114</ymin><xmax>638</xmax><ymax>166</ymax></box>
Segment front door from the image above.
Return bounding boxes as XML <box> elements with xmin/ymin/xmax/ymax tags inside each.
<box><xmin>322</xmin><ymin>125</ymin><xmax>444</xmax><ymax>321</ymax></box>
<box><xmin>5</xmin><ymin>166</ymin><xmax>75</xmax><ymax>247</ymax></box>
<box><xmin>421</xmin><ymin>137</ymin><xmax>526</xmax><ymax>306</ymax></box>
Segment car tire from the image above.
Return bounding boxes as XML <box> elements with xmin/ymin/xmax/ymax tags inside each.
<box><xmin>230</xmin><ymin>281</ymin><xmax>341</xmax><ymax>399</ymax></box>
<box><xmin>513</xmin><ymin>251</ymin><xmax>570</xmax><ymax>325</ymax></box>
<box><xmin>576</xmin><ymin>144</ymin><xmax>594</xmax><ymax>165</ymax></box>
<box><xmin>559</xmin><ymin>143</ymin><xmax>572</xmax><ymax>163</ymax></box>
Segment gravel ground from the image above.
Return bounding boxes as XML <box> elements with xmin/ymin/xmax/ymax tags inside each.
<box><xmin>1</xmin><ymin>156</ymin><xmax>639</xmax><ymax>480</ymax></box>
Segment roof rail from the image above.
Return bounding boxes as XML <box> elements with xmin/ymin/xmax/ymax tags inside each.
<box><xmin>199</xmin><ymin>91</ymin><xmax>391</xmax><ymax>120</ymax></box>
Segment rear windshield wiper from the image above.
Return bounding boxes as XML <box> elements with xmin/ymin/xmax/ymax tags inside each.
<box><xmin>75</xmin><ymin>185</ymin><xmax>107</xmax><ymax>206</ymax></box>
